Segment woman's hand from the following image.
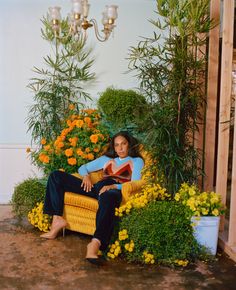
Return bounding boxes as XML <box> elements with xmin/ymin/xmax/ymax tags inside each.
<box><xmin>81</xmin><ymin>175</ymin><xmax>93</xmax><ymax>192</ymax></box>
<box><xmin>99</xmin><ymin>184</ymin><xmax>117</xmax><ymax>195</ymax></box>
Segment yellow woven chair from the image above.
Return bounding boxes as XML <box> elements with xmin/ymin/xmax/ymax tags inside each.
<box><xmin>63</xmin><ymin>171</ymin><xmax>145</xmax><ymax>235</ymax></box>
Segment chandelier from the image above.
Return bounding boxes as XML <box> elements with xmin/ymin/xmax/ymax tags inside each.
<box><xmin>48</xmin><ymin>0</ymin><xmax>118</xmax><ymax>42</ymax></box>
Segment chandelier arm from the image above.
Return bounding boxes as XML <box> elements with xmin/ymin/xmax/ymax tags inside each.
<box><xmin>89</xmin><ymin>18</ymin><xmax>109</xmax><ymax>42</ymax></box>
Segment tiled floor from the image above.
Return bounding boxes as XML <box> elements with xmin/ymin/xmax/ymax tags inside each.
<box><xmin>1</xmin><ymin>205</ymin><xmax>236</xmax><ymax>290</ymax></box>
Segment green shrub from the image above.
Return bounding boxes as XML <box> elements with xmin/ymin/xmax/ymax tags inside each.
<box><xmin>11</xmin><ymin>178</ymin><xmax>46</xmax><ymax>219</ymax></box>
<box><xmin>112</xmin><ymin>201</ymin><xmax>200</xmax><ymax>266</ymax></box>
<box><xmin>97</xmin><ymin>87</ymin><xmax>147</xmax><ymax>133</ymax></box>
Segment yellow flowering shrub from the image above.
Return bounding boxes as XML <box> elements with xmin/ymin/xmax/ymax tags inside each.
<box><xmin>29</xmin><ymin>108</ymin><xmax>110</xmax><ymax>174</ymax></box>
<box><xmin>174</xmin><ymin>183</ymin><xmax>225</xmax><ymax>217</ymax></box>
<box><xmin>107</xmin><ymin>230</ymin><xmax>134</xmax><ymax>259</ymax></box>
<box><xmin>28</xmin><ymin>202</ymin><xmax>52</xmax><ymax>232</ymax></box>
<box><xmin>108</xmin><ymin>201</ymin><xmax>199</xmax><ymax>267</ymax></box>
<box><xmin>115</xmin><ymin>171</ymin><xmax>170</xmax><ymax>218</ymax></box>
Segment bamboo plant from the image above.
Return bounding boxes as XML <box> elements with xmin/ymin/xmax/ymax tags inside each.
<box><xmin>128</xmin><ymin>0</ymin><xmax>215</xmax><ymax>194</ymax></box>
<box><xmin>27</xmin><ymin>16</ymin><xmax>95</xmax><ymax>145</ymax></box>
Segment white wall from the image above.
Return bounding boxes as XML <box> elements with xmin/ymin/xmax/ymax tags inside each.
<box><xmin>0</xmin><ymin>0</ymin><xmax>157</xmax><ymax>203</ymax></box>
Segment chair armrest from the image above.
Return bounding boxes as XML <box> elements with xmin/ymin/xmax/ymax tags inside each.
<box><xmin>121</xmin><ymin>180</ymin><xmax>146</xmax><ymax>204</ymax></box>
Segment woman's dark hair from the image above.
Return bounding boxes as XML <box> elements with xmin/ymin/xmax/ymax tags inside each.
<box><xmin>104</xmin><ymin>131</ymin><xmax>143</xmax><ymax>159</ymax></box>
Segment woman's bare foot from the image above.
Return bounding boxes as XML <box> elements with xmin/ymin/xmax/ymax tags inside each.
<box><xmin>40</xmin><ymin>215</ymin><xmax>67</xmax><ymax>239</ymax></box>
<box><xmin>86</xmin><ymin>239</ymin><xmax>101</xmax><ymax>259</ymax></box>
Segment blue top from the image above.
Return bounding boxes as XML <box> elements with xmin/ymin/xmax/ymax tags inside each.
<box><xmin>78</xmin><ymin>155</ymin><xmax>144</xmax><ymax>190</ymax></box>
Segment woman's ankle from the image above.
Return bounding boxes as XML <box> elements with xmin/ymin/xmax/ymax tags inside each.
<box><xmin>92</xmin><ymin>238</ymin><xmax>101</xmax><ymax>247</ymax></box>
<box><xmin>86</xmin><ymin>239</ymin><xmax>101</xmax><ymax>258</ymax></box>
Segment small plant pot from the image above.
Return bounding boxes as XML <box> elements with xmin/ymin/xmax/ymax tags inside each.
<box><xmin>191</xmin><ymin>216</ymin><xmax>220</xmax><ymax>255</ymax></box>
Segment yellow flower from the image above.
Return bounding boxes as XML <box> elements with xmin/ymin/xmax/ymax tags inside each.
<box><xmin>28</xmin><ymin>202</ymin><xmax>51</xmax><ymax>232</ymax></box>
<box><xmin>212</xmin><ymin>208</ymin><xmax>219</xmax><ymax>216</ymax></box>
<box><xmin>142</xmin><ymin>251</ymin><xmax>155</xmax><ymax>264</ymax></box>
<box><xmin>174</xmin><ymin>192</ymin><xmax>180</xmax><ymax>201</ymax></box>
<box><xmin>124</xmin><ymin>240</ymin><xmax>135</xmax><ymax>252</ymax></box>
<box><xmin>201</xmin><ymin>208</ymin><xmax>209</xmax><ymax>215</ymax></box>
<box><xmin>176</xmin><ymin>183</ymin><xmax>224</xmax><ymax>216</ymax></box>
<box><xmin>119</xmin><ymin>229</ymin><xmax>128</xmax><ymax>241</ymax></box>
<box><xmin>174</xmin><ymin>259</ymin><xmax>189</xmax><ymax>267</ymax></box>
<box><xmin>107</xmin><ymin>240</ymin><xmax>121</xmax><ymax>259</ymax></box>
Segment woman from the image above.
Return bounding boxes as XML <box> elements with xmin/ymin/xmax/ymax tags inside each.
<box><xmin>40</xmin><ymin>131</ymin><xmax>144</xmax><ymax>265</ymax></box>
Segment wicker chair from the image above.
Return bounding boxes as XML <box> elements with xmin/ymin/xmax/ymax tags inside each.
<box><xmin>63</xmin><ymin>171</ymin><xmax>145</xmax><ymax>235</ymax></box>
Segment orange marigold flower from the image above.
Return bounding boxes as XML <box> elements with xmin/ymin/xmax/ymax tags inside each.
<box><xmin>85</xmin><ymin>148</ymin><xmax>90</xmax><ymax>153</ymax></box>
<box><xmin>61</xmin><ymin>128</ymin><xmax>70</xmax><ymax>136</ymax></box>
<box><xmin>41</xmin><ymin>138</ymin><xmax>47</xmax><ymax>145</ymax></box>
<box><xmin>84</xmin><ymin>117</ymin><xmax>92</xmax><ymax>125</ymax></box>
<box><xmin>26</xmin><ymin>147</ymin><xmax>31</xmax><ymax>153</ymax></box>
<box><xmin>82</xmin><ymin>153</ymin><xmax>87</xmax><ymax>159</ymax></box>
<box><xmin>70</xmin><ymin>114</ymin><xmax>77</xmax><ymax>120</ymax></box>
<box><xmin>67</xmin><ymin>120</ymin><xmax>72</xmax><ymax>127</ymax></box>
<box><xmin>69</xmin><ymin>104</ymin><xmax>75</xmax><ymax>110</ymax></box>
<box><xmin>39</xmin><ymin>153</ymin><xmax>50</xmax><ymax>164</ymax></box>
<box><xmin>71</xmin><ymin>120</ymin><xmax>78</xmax><ymax>126</ymax></box>
<box><xmin>76</xmin><ymin>120</ymin><xmax>84</xmax><ymax>128</ymax></box>
<box><xmin>65</xmin><ymin>148</ymin><xmax>73</xmax><ymax>157</ymax></box>
<box><xmin>44</xmin><ymin>145</ymin><xmax>51</xmax><ymax>151</ymax></box>
<box><xmin>67</xmin><ymin>157</ymin><xmax>77</xmax><ymax>166</ymax></box>
<box><xmin>69</xmin><ymin>137</ymin><xmax>78</xmax><ymax>147</ymax></box>
<box><xmin>90</xmin><ymin>134</ymin><xmax>99</xmax><ymax>144</ymax></box>
<box><xmin>57</xmin><ymin>142</ymin><xmax>64</xmax><ymax>149</ymax></box>
<box><xmin>93</xmin><ymin>147</ymin><xmax>100</xmax><ymax>153</ymax></box>
<box><xmin>76</xmin><ymin>148</ymin><xmax>83</xmax><ymax>156</ymax></box>
<box><xmin>98</xmin><ymin>133</ymin><xmax>104</xmax><ymax>140</ymax></box>
<box><xmin>83</xmin><ymin>109</ymin><xmax>95</xmax><ymax>115</ymax></box>
<box><xmin>87</xmin><ymin>153</ymin><xmax>94</xmax><ymax>160</ymax></box>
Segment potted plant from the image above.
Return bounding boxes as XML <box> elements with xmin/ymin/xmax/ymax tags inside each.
<box><xmin>174</xmin><ymin>183</ymin><xmax>225</xmax><ymax>255</ymax></box>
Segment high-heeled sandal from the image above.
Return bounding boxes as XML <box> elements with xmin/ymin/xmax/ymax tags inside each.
<box><xmin>86</xmin><ymin>257</ymin><xmax>106</xmax><ymax>266</ymax></box>
<box><xmin>40</xmin><ymin>222</ymin><xmax>67</xmax><ymax>239</ymax></box>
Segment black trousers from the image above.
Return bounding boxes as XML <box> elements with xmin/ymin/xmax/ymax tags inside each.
<box><xmin>43</xmin><ymin>170</ymin><xmax>122</xmax><ymax>250</ymax></box>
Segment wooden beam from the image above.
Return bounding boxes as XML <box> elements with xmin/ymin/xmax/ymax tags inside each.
<box><xmin>228</xmin><ymin>73</ymin><xmax>236</xmax><ymax>245</ymax></box>
<box><xmin>204</xmin><ymin>0</ymin><xmax>220</xmax><ymax>191</ymax></box>
<box><xmin>216</xmin><ymin>0</ymin><xmax>234</xmax><ymax>230</ymax></box>
<box><xmin>195</xmin><ymin>34</ymin><xmax>206</xmax><ymax>190</ymax></box>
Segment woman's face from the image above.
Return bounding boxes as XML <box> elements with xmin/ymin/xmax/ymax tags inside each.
<box><xmin>114</xmin><ymin>135</ymin><xmax>129</xmax><ymax>158</ymax></box>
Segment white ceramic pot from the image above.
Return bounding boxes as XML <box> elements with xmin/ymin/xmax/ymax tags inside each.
<box><xmin>191</xmin><ymin>216</ymin><xmax>220</xmax><ymax>255</ymax></box>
